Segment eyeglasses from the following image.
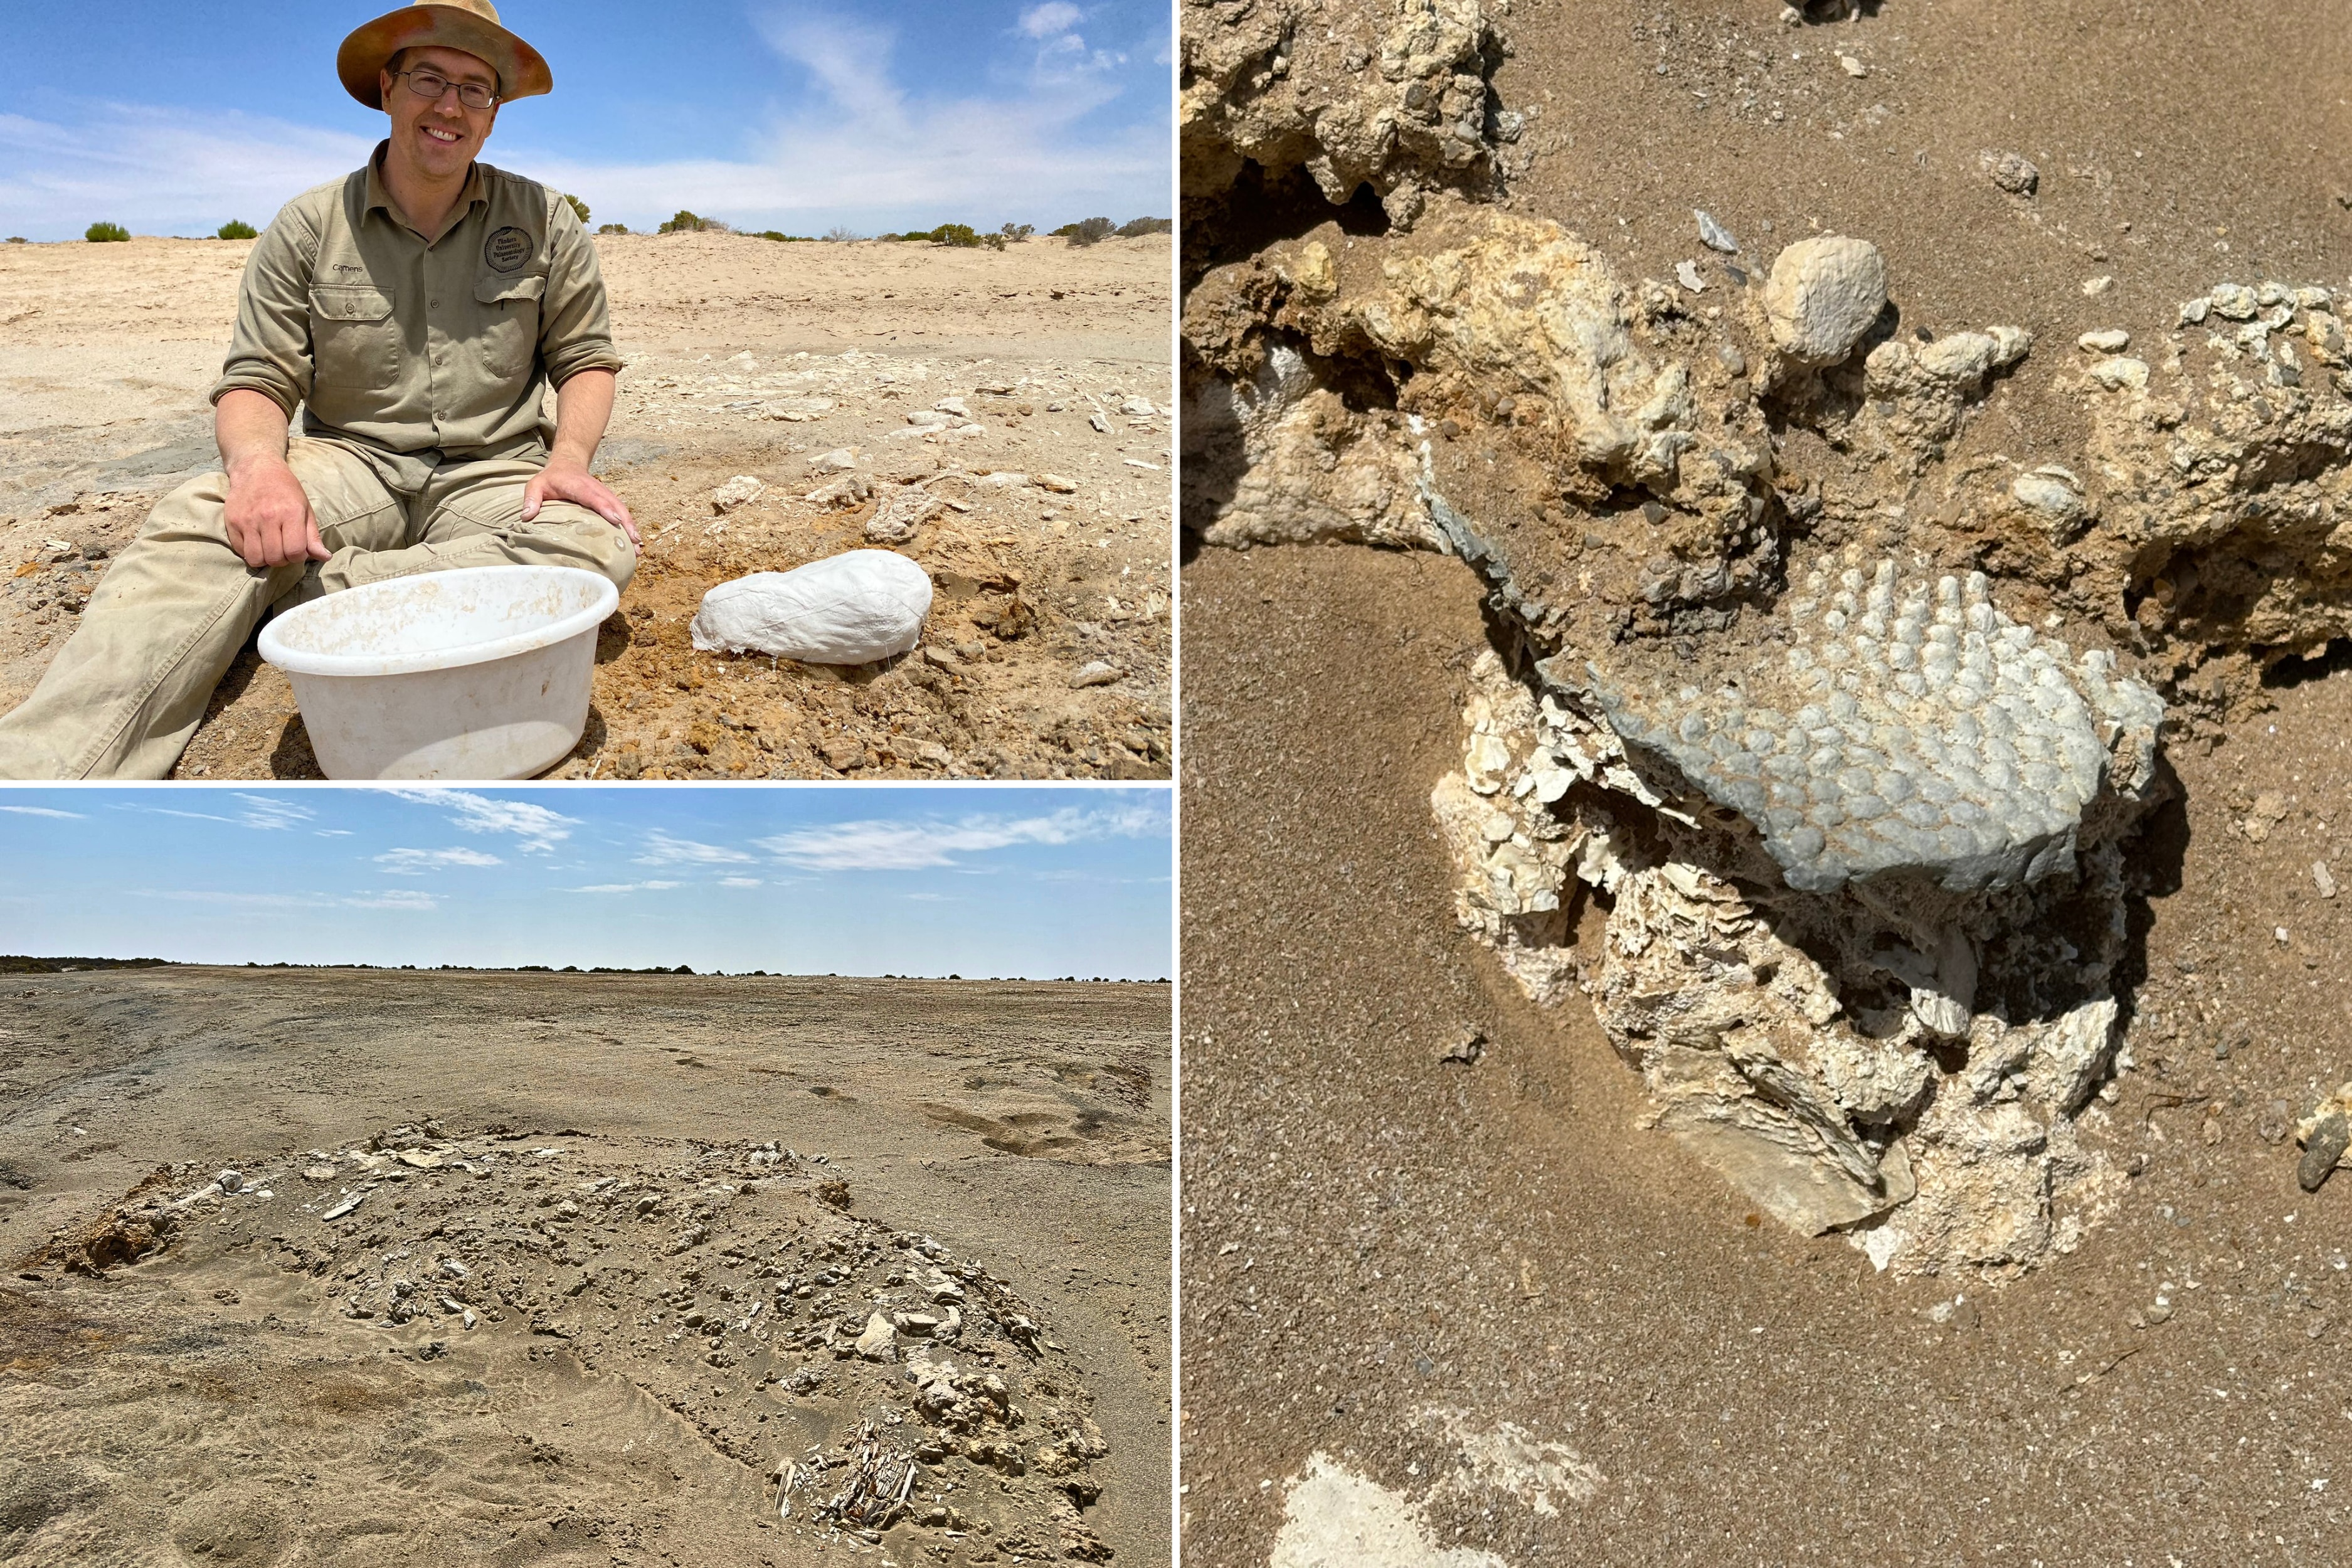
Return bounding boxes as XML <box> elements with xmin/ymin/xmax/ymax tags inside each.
<box><xmin>392</xmin><ymin>67</ymin><xmax>498</xmax><ymax>110</ymax></box>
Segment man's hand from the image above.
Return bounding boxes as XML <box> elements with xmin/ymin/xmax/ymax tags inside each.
<box><xmin>522</xmin><ymin>458</ymin><xmax>639</xmax><ymax>546</ymax></box>
<box><xmin>224</xmin><ymin>453</ymin><xmax>329</xmax><ymax>569</ymax></box>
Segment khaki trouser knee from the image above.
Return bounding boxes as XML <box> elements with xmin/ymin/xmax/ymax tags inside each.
<box><xmin>0</xmin><ymin>440</ymin><xmax>635</xmax><ymax>780</ymax></box>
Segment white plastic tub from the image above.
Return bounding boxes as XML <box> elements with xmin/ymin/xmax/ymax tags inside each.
<box><xmin>258</xmin><ymin>565</ymin><xmax>618</xmax><ymax>779</ymax></box>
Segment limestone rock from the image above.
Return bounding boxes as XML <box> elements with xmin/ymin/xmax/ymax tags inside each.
<box><xmin>1764</xmin><ymin>238</ymin><xmax>1888</xmax><ymax>367</ymax></box>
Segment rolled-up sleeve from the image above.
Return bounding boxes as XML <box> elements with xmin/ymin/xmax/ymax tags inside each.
<box><xmin>211</xmin><ymin>205</ymin><xmax>320</xmax><ymax>415</ymax></box>
<box><xmin>538</xmin><ymin>198</ymin><xmax>623</xmax><ymax>387</ymax></box>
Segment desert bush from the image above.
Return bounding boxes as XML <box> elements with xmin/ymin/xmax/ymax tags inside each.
<box><xmin>1063</xmin><ymin>216</ymin><xmax>1115</xmax><ymax>246</ymax></box>
<box><xmin>5</xmin><ymin>237</ymin><xmax>24</xmax><ymax>245</ymax></box>
<box><xmin>217</xmin><ymin>219</ymin><xmax>258</xmax><ymax>240</ymax></box>
<box><xmin>1116</xmin><ymin>216</ymin><xmax>1171</xmax><ymax>237</ymax></box>
<box><xmin>597</xmin><ymin>222</ymin><xmax>629</xmax><ymax>235</ymax></box>
<box><xmin>85</xmin><ymin>221</ymin><xmax>130</xmax><ymax>243</ymax></box>
<box><xmin>926</xmin><ymin>223</ymin><xmax>981</xmax><ymax>248</ymax></box>
<box><xmin>984</xmin><ymin>233</ymin><xmax>1007</xmax><ymax>252</ymax></box>
<box><xmin>563</xmin><ymin>194</ymin><xmax>590</xmax><ymax>225</ymax></box>
<box><xmin>824</xmin><ymin>225</ymin><xmax>863</xmax><ymax>242</ymax></box>
<box><xmin>658</xmin><ymin>209</ymin><xmax>710</xmax><ymax>233</ymax></box>
<box><xmin>754</xmin><ymin>230</ymin><xmax>814</xmax><ymax>242</ymax></box>
<box><xmin>1000</xmin><ymin>222</ymin><xmax>1034</xmax><ymax>241</ymax></box>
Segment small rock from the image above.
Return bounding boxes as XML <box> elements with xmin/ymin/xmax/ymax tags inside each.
<box><xmin>2314</xmin><ymin>862</ymin><xmax>2337</xmax><ymax>900</ymax></box>
<box><xmin>2011</xmin><ymin>470</ymin><xmax>2084</xmax><ymax>520</ymax></box>
<box><xmin>1438</xmin><ymin>1028</ymin><xmax>1485</xmax><ymax>1066</ymax></box>
<box><xmin>808</xmin><ymin>448</ymin><xmax>860</xmax><ymax>474</ymax></box>
<box><xmin>975</xmin><ymin>471</ymin><xmax>1029</xmax><ymax>488</ymax></box>
<box><xmin>1674</xmin><ymin>260</ymin><xmax>1707</xmax><ymax>294</ymax></box>
<box><xmin>2299</xmin><ymin>1113</ymin><xmax>2348</xmax><ymax>1193</ymax></box>
<box><xmin>1694</xmin><ymin>209</ymin><xmax>1738</xmax><ymax>253</ymax></box>
<box><xmin>2143</xmin><ymin>1298</ymin><xmax>2174</xmax><ymax>1325</ymax></box>
<box><xmin>2077</xmin><ymin>329</ymin><xmax>2131</xmax><ymax>353</ymax></box>
<box><xmin>2178</xmin><ymin>297</ymin><xmax>2210</xmax><ymax>326</ymax></box>
<box><xmin>905</xmin><ymin>409</ymin><xmax>954</xmax><ymax>428</ymax></box>
<box><xmin>1069</xmin><ymin>660</ymin><xmax>1121</xmax><ymax>689</ymax></box>
<box><xmin>1984</xmin><ymin>151</ymin><xmax>2040</xmax><ymax>196</ymax></box>
<box><xmin>855</xmin><ymin>1311</ymin><xmax>898</xmax><ymax>1362</ymax></box>
<box><xmin>2259</xmin><ymin>1098</ymin><xmax>2294</xmax><ymax>1144</ymax></box>
<box><xmin>1034</xmin><ymin>472</ymin><xmax>1079</xmax><ymax>494</ymax></box>
<box><xmin>1088</xmin><ymin>411</ymin><xmax>1111</xmax><ymax>434</ymax></box>
<box><xmin>1837</xmin><ymin>53</ymin><xmax>1867</xmax><ymax>77</ymax></box>
<box><xmin>301</xmin><ymin>1164</ymin><xmax>336</xmax><ymax>1182</ymax></box>
<box><xmin>2209</xmin><ymin>283</ymin><xmax>2259</xmax><ymax>320</ymax></box>
<box><xmin>933</xmin><ymin>396</ymin><xmax>972</xmax><ymax>418</ymax></box>
<box><xmin>1763</xmin><ymin>236</ymin><xmax>1888</xmax><ymax>367</ymax></box>
<box><xmin>1120</xmin><ymin>396</ymin><xmax>1157</xmax><ymax>417</ymax></box>
<box><xmin>2082</xmin><ymin>275</ymin><xmax>2115</xmax><ymax>295</ymax></box>
<box><xmin>709</xmin><ymin>475</ymin><xmax>764</xmax><ymax>513</ymax></box>
<box><xmin>216</xmin><ymin>1169</ymin><xmax>243</xmax><ymax>1193</ymax></box>
<box><xmin>820</xmin><ymin>737</ymin><xmax>868</xmax><ymax>771</ymax></box>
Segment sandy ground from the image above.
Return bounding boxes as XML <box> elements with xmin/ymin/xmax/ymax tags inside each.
<box><xmin>0</xmin><ymin>968</ymin><xmax>1170</xmax><ymax>1566</ymax></box>
<box><xmin>0</xmin><ymin>229</ymin><xmax>1172</xmax><ymax>779</ymax></box>
<box><xmin>1182</xmin><ymin>546</ymin><xmax>2351</xmax><ymax>1564</ymax></box>
<box><xmin>1180</xmin><ymin>0</ymin><xmax>2352</xmax><ymax>1559</ymax></box>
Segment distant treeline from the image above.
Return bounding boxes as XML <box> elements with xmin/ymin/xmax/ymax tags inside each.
<box><xmin>0</xmin><ymin>955</ymin><xmax>171</xmax><ymax>972</ymax></box>
<box><xmin>603</xmin><ymin>211</ymin><xmax>1172</xmax><ymax>249</ymax></box>
<box><xmin>0</xmin><ymin>955</ymin><xmax>1165</xmax><ymax>982</ymax></box>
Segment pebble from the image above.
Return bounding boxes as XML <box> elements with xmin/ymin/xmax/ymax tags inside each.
<box><xmin>1695</xmin><ymin>209</ymin><xmax>1739</xmax><ymax>253</ymax></box>
<box><xmin>2209</xmin><ymin>283</ymin><xmax>2258</xmax><ymax>320</ymax></box>
<box><xmin>808</xmin><ymin>448</ymin><xmax>860</xmax><ymax>474</ymax></box>
<box><xmin>1675</xmin><ymin>259</ymin><xmax>1707</xmax><ymax>294</ymax></box>
<box><xmin>1438</xmin><ymin>1028</ymin><xmax>1485</xmax><ymax>1066</ymax></box>
<box><xmin>2314</xmin><ymin>862</ymin><xmax>2337</xmax><ymax>900</ymax></box>
<box><xmin>2077</xmin><ymin>329</ymin><xmax>2131</xmax><ymax>353</ymax></box>
<box><xmin>2259</xmin><ymin>1098</ymin><xmax>2294</xmax><ymax>1145</ymax></box>
<box><xmin>708</xmin><ymin>475</ymin><xmax>765</xmax><ymax>513</ymax></box>
<box><xmin>1069</xmin><ymin>660</ymin><xmax>1122</xmax><ymax>689</ymax></box>
<box><xmin>1838</xmin><ymin>53</ymin><xmax>1867</xmax><ymax>77</ymax></box>
<box><xmin>1763</xmin><ymin>236</ymin><xmax>1888</xmax><ymax>366</ymax></box>
<box><xmin>216</xmin><ymin>1169</ymin><xmax>243</xmax><ymax>1193</ymax></box>
<box><xmin>1034</xmin><ymin>472</ymin><xmax>1078</xmax><ymax>493</ymax></box>
<box><xmin>2301</xmin><ymin>1113</ymin><xmax>2348</xmax><ymax>1193</ymax></box>
<box><xmin>1986</xmin><ymin>152</ymin><xmax>2040</xmax><ymax>196</ymax></box>
<box><xmin>2082</xmin><ymin>276</ymin><xmax>2115</xmax><ymax>296</ymax></box>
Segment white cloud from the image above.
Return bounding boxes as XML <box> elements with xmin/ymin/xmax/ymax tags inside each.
<box><xmin>719</xmin><ymin>876</ymin><xmax>765</xmax><ymax>888</ymax></box>
<box><xmin>376</xmin><ymin>847</ymin><xmax>504</xmax><ymax>874</ymax></box>
<box><xmin>0</xmin><ymin>105</ymin><xmax>373</xmax><ymax>236</ymax></box>
<box><xmin>315</xmin><ymin>829</ymin><xmax>356</xmax><ymax>837</ymax></box>
<box><xmin>232</xmin><ymin>794</ymin><xmax>314</xmax><ymax>830</ymax></box>
<box><xmin>1019</xmin><ymin>3</ymin><xmax>1083</xmax><ymax>39</ymax></box>
<box><xmin>0</xmin><ymin>804</ymin><xmax>84</xmax><ymax>819</ymax></box>
<box><xmin>346</xmin><ymin>889</ymin><xmax>440</xmax><ymax>911</ymax></box>
<box><xmin>134</xmin><ymin>887</ymin><xmax>437</xmax><ymax>911</ymax></box>
<box><xmin>634</xmin><ymin>829</ymin><xmax>755</xmax><ymax>867</ymax></box>
<box><xmin>563</xmin><ymin>880</ymin><xmax>684</xmax><ymax>894</ymax></box>
<box><xmin>756</xmin><ymin>800</ymin><xmax>1167</xmax><ymax>871</ymax></box>
<box><xmin>385</xmin><ymin>788</ymin><xmax>576</xmax><ymax>852</ymax></box>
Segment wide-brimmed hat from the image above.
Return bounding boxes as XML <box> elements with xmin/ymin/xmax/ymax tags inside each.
<box><xmin>337</xmin><ymin>0</ymin><xmax>552</xmax><ymax>110</ymax></box>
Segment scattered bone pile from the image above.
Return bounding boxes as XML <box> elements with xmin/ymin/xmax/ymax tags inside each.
<box><xmin>33</xmin><ymin>1123</ymin><xmax>1114</xmax><ymax>1562</ymax></box>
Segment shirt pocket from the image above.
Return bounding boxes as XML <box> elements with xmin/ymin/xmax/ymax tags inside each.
<box><xmin>309</xmin><ymin>284</ymin><xmax>398</xmax><ymax>389</ymax></box>
<box><xmin>474</xmin><ymin>272</ymin><xmax>547</xmax><ymax>380</ymax></box>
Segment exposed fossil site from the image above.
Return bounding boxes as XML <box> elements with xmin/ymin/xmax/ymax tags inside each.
<box><xmin>1181</xmin><ymin>0</ymin><xmax>2352</xmax><ymax>1276</ymax></box>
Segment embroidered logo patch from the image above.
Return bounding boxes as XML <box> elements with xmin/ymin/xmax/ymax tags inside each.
<box><xmin>484</xmin><ymin>225</ymin><xmax>533</xmax><ymax>273</ymax></box>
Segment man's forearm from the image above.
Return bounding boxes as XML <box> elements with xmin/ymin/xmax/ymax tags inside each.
<box><xmin>549</xmin><ymin>369</ymin><xmax>617</xmax><ymax>469</ymax></box>
<box><xmin>216</xmin><ymin>389</ymin><xmax>293</xmax><ymax>475</ymax></box>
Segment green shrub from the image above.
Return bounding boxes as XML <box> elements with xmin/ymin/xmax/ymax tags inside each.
<box><xmin>85</xmin><ymin>221</ymin><xmax>130</xmax><ymax>243</ymax></box>
<box><xmin>658</xmin><ymin>209</ymin><xmax>710</xmax><ymax>233</ymax></box>
<box><xmin>563</xmin><ymin>193</ymin><xmax>590</xmax><ymax>225</ymax></box>
<box><xmin>926</xmin><ymin>223</ymin><xmax>980</xmax><ymax>248</ymax></box>
<box><xmin>753</xmin><ymin>230</ymin><xmax>814</xmax><ymax>242</ymax></box>
<box><xmin>1000</xmin><ymin>222</ymin><xmax>1034</xmax><ymax>242</ymax></box>
<box><xmin>1066</xmin><ymin>216</ymin><xmax>1115</xmax><ymax>246</ymax></box>
<box><xmin>983</xmin><ymin>233</ymin><xmax>1006</xmax><ymax>251</ymax></box>
<box><xmin>6</xmin><ymin>237</ymin><xmax>26</xmax><ymax>245</ymax></box>
<box><xmin>1116</xmin><ymin>216</ymin><xmax>1171</xmax><ymax>238</ymax></box>
<box><xmin>597</xmin><ymin>222</ymin><xmax>629</xmax><ymax>235</ymax></box>
<box><xmin>217</xmin><ymin>219</ymin><xmax>258</xmax><ymax>240</ymax></box>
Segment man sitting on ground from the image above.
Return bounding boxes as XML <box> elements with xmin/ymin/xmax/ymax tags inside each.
<box><xmin>0</xmin><ymin>0</ymin><xmax>638</xmax><ymax>778</ymax></box>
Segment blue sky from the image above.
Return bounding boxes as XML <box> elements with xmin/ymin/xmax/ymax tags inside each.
<box><xmin>0</xmin><ymin>786</ymin><xmax>1172</xmax><ymax>977</ymax></box>
<box><xmin>1</xmin><ymin>1</ymin><xmax>1170</xmax><ymax>240</ymax></box>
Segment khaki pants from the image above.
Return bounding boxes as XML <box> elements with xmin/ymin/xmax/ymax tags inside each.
<box><xmin>0</xmin><ymin>435</ymin><xmax>637</xmax><ymax>779</ymax></box>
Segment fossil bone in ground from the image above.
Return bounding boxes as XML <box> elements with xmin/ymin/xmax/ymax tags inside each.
<box><xmin>1182</xmin><ymin>151</ymin><xmax>2352</xmax><ymax>1275</ymax></box>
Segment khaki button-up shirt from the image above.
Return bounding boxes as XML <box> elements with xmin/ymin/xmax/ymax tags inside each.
<box><xmin>213</xmin><ymin>142</ymin><xmax>622</xmax><ymax>459</ymax></box>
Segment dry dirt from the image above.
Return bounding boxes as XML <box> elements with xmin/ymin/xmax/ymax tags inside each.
<box><xmin>0</xmin><ymin>229</ymin><xmax>1173</xmax><ymax>779</ymax></box>
<box><xmin>1181</xmin><ymin>0</ymin><xmax>2352</xmax><ymax>1561</ymax></box>
<box><xmin>0</xmin><ymin>967</ymin><xmax>1170</xmax><ymax>1566</ymax></box>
